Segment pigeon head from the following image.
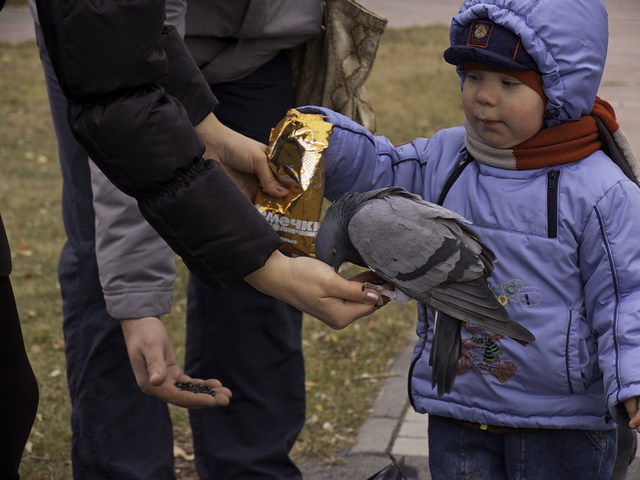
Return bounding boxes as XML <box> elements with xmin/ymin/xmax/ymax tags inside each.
<box><xmin>315</xmin><ymin>192</ymin><xmax>369</xmax><ymax>271</ymax></box>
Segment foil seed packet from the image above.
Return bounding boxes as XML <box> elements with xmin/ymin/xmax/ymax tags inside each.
<box><xmin>255</xmin><ymin>109</ymin><xmax>332</xmax><ymax>257</ymax></box>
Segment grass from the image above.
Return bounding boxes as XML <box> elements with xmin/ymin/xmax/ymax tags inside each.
<box><xmin>1</xmin><ymin>23</ymin><xmax>463</xmax><ymax>479</ymax></box>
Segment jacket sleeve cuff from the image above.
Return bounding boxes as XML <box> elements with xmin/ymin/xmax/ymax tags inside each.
<box><xmin>138</xmin><ymin>159</ymin><xmax>283</xmax><ymax>291</ymax></box>
<box><xmin>103</xmin><ymin>288</ymin><xmax>174</xmax><ymax>320</ymax></box>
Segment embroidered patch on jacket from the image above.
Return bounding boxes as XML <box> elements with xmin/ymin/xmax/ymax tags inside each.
<box><xmin>467</xmin><ymin>20</ymin><xmax>494</xmax><ymax>48</ymax></box>
<box><xmin>457</xmin><ymin>324</ymin><xmax>517</xmax><ymax>383</ymax></box>
<box><xmin>495</xmin><ymin>278</ymin><xmax>541</xmax><ymax>308</ymax></box>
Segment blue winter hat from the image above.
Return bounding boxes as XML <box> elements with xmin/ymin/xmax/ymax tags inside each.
<box><xmin>444</xmin><ymin>19</ymin><xmax>540</xmax><ymax>73</ymax></box>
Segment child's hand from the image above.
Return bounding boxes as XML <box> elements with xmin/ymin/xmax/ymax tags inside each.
<box><xmin>623</xmin><ymin>397</ymin><xmax>640</xmax><ymax>432</ymax></box>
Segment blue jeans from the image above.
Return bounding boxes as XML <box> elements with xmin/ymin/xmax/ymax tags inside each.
<box><xmin>428</xmin><ymin>415</ymin><xmax>617</xmax><ymax>480</ymax></box>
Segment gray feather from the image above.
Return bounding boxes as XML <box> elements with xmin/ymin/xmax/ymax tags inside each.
<box><xmin>429</xmin><ymin>311</ymin><xmax>462</xmax><ymax>398</ymax></box>
<box><xmin>315</xmin><ymin>187</ymin><xmax>536</xmax><ymax>397</ymax></box>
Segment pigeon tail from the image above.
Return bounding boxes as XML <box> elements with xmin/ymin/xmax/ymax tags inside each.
<box><xmin>429</xmin><ymin>311</ymin><xmax>462</xmax><ymax>397</ymax></box>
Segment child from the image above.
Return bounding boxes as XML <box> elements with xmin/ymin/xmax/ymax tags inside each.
<box><xmin>299</xmin><ymin>0</ymin><xmax>640</xmax><ymax>477</ymax></box>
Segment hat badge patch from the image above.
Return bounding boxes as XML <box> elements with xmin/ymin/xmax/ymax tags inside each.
<box><xmin>467</xmin><ymin>20</ymin><xmax>494</xmax><ymax>48</ymax></box>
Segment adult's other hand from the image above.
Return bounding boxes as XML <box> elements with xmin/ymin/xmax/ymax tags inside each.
<box><xmin>120</xmin><ymin>316</ymin><xmax>232</xmax><ymax>408</ymax></box>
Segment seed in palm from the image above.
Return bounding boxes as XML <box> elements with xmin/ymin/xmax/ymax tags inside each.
<box><xmin>175</xmin><ymin>381</ymin><xmax>217</xmax><ymax>396</ymax></box>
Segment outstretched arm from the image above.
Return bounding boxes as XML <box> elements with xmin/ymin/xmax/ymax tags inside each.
<box><xmin>245</xmin><ymin>251</ymin><xmax>381</xmax><ymax>329</ymax></box>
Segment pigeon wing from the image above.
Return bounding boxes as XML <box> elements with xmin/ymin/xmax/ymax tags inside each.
<box><xmin>347</xmin><ymin>195</ymin><xmax>470</xmax><ymax>298</ymax></box>
<box><xmin>348</xmin><ymin>194</ymin><xmax>535</xmax><ymax>346</ymax></box>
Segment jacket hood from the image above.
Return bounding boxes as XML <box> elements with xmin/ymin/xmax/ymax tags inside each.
<box><xmin>448</xmin><ymin>0</ymin><xmax>608</xmax><ymax>127</ymax></box>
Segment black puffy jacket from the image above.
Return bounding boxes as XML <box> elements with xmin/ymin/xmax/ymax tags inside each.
<box><xmin>35</xmin><ymin>0</ymin><xmax>282</xmax><ymax>291</ymax></box>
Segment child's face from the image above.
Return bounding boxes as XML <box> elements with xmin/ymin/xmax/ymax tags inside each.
<box><xmin>462</xmin><ymin>68</ymin><xmax>545</xmax><ymax>149</ymax></box>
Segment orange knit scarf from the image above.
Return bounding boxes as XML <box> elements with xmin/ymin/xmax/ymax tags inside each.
<box><xmin>513</xmin><ymin>97</ymin><xmax>615</xmax><ymax>169</ymax></box>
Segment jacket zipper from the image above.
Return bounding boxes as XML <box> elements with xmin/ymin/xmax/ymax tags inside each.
<box><xmin>547</xmin><ymin>170</ymin><xmax>560</xmax><ymax>239</ymax></box>
<box><xmin>437</xmin><ymin>153</ymin><xmax>473</xmax><ymax>206</ymax></box>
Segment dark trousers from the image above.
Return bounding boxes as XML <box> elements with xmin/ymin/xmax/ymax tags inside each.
<box><xmin>37</xmin><ymin>25</ymin><xmax>177</xmax><ymax>479</ymax></box>
<box><xmin>37</xmin><ymin>24</ymin><xmax>305</xmax><ymax>479</ymax></box>
<box><xmin>0</xmin><ymin>272</ymin><xmax>39</xmax><ymax>480</ymax></box>
<box><xmin>186</xmin><ymin>52</ymin><xmax>305</xmax><ymax>480</ymax></box>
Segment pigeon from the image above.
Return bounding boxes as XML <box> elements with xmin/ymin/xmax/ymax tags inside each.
<box><xmin>315</xmin><ymin>186</ymin><xmax>535</xmax><ymax>396</ymax></box>
<box><xmin>367</xmin><ymin>454</ymin><xmax>417</xmax><ymax>480</ymax></box>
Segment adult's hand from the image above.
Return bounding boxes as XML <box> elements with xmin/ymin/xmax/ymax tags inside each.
<box><xmin>195</xmin><ymin>113</ymin><xmax>289</xmax><ymax>200</ymax></box>
<box><xmin>624</xmin><ymin>397</ymin><xmax>640</xmax><ymax>432</ymax></box>
<box><xmin>120</xmin><ymin>316</ymin><xmax>232</xmax><ymax>408</ymax></box>
<box><xmin>244</xmin><ymin>251</ymin><xmax>382</xmax><ymax>329</ymax></box>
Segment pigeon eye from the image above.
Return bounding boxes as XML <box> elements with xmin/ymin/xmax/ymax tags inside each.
<box><xmin>330</xmin><ymin>248</ymin><xmax>337</xmax><ymax>257</ymax></box>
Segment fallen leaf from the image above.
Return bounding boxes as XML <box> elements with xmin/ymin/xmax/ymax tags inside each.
<box><xmin>322</xmin><ymin>422</ymin><xmax>334</xmax><ymax>431</ymax></box>
<box><xmin>173</xmin><ymin>445</ymin><xmax>195</xmax><ymax>461</ymax></box>
<box><xmin>16</xmin><ymin>238</ymin><xmax>33</xmax><ymax>257</ymax></box>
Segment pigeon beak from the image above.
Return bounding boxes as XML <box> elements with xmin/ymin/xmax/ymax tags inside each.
<box><xmin>329</xmin><ymin>248</ymin><xmax>341</xmax><ymax>272</ymax></box>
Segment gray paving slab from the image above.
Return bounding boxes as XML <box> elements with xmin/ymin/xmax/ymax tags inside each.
<box><xmin>0</xmin><ymin>7</ymin><xmax>35</xmax><ymax>44</ymax></box>
<box><xmin>368</xmin><ymin>344</ymin><xmax>413</xmax><ymax>419</ymax></box>
<box><xmin>359</xmin><ymin>0</ymin><xmax>456</xmax><ymax>27</ymax></box>
<box><xmin>350</xmin><ymin>341</ymin><xmax>414</xmax><ymax>455</ymax></box>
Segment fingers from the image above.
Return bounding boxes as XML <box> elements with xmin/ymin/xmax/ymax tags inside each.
<box><xmin>624</xmin><ymin>397</ymin><xmax>640</xmax><ymax>431</ymax></box>
<box><xmin>141</xmin><ymin>369</ymin><xmax>233</xmax><ymax>409</ymax></box>
<box><xmin>345</xmin><ymin>279</ymin><xmax>383</xmax><ymax>306</ymax></box>
<box><xmin>147</xmin><ymin>356</ymin><xmax>168</xmax><ymax>387</ymax></box>
<box><xmin>347</xmin><ymin>271</ymin><xmax>394</xmax><ymax>307</ymax></box>
<box><xmin>330</xmin><ymin>269</ymin><xmax>381</xmax><ymax>306</ymax></box>
<box><xmin>254</xmin><ymin>155</ymin><xmax>289</xmax><ymax>198</ymax></box>
<box><xmin>140</xmin><ymin>363</ymin><xmax>232</xmax><ymax>408</ymax></box>
<box><xmin>157</xmin><ymin>382</ymin><xmax>232</xmax><ymax>409</ymax></box>
<box><xmin>315</xmin><ymin>276</ymin><xmax>382</xmax><ymax>330</ymax></box>
<box><xmin>168</xmin><ymin>375</ymin><xmax>233</xmax><ymax>409</ymax></box>
<box><xmin>630</xmin><ymin>413</ymin><xmax>640</xmax><ymax>432</ymax></box>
